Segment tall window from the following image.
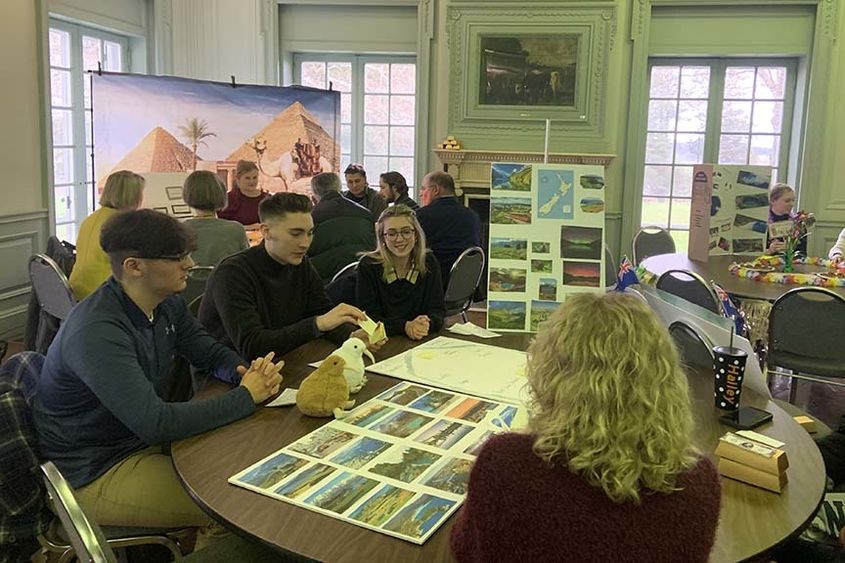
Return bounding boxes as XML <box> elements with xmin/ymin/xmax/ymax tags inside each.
<box><xmin>49</xmin><ymin>20</ymin><xmax>128</xmax><ymax>243</ymax></box>
<box><xmin>640</xmin><ymin>59</ymin><xmax>796</xmax><ymax>250</ymax></box>
<box><xmin>294</xmin><ymin>55</ymin><xmax>417</xmax><ymax>189</ymax></box>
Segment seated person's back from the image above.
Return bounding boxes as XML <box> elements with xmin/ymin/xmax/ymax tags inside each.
<box><xmin>451</xmin><ymin>293</ymin><xmax>720</xmax><ymax>563</ymax></box>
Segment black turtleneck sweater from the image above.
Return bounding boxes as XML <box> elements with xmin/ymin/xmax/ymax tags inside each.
<box><xmin>199</xmin><ymin>243</ymin><xmax>352</xmax><ymax>359</ymax></box>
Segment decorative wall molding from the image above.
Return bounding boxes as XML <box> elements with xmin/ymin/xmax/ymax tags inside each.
<box><xmin>0</xmin><ymin>214</ymin><xmax>48</xmax><ymax>339</ymax></box>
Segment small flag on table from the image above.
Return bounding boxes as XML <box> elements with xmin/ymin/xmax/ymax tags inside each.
<box><xmin>713</xmin><ymin>282</ymin><xmax>747</xmax><ymax>336</ymax></box>
<box><xmin>615</xmin><ymin>256</ymin><xmax>639</xmax><ymax>291</ymax></box>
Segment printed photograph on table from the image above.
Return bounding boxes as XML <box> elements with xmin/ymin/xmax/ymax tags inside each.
<box><xmin>489</xmin><ymin>268</ymin><xmax>527</xmax><ymax>292</ymax></box>
<box><xmin>490</xmin><ymin>237</ymin><xmax>528</xmax><ymax>260</ymax></box>
<box><xmin>530</xmin><ymin>300</ymin><xmax>561</xmax><ymax>331</ymax></box>
<box><xmin>531</xmin><ymin>260</ymin><xmax>553</xmax><ymax>273</ymax></box>
<box><xmin>344</xmin><ymin>403</ymin><xmax>396</xmax><ymax>428</ymax></box>
<box><xmin>273</xmin><ymin>463</ymin><xmax>336</xmax><ymax>499</ymax></box>
<box><xmin>421</xmin><ymin>457</ymin><xmax>474</xmax><ymax>495</ymax></box>
<box><xmin>368</xmin><ymin>410</ymin><xmax>434</xmax><ymax>439</ymax></box>
<box><xmin>414</xmin><ymin>419</ymin><xmax>475</xmax><ymax>449</ymax></box>
<box><xmin>495</xmin><ymin>405</ymin><xmax>519</xmax><ymax>428</ymax></box>
<box><xmin>487</xmin><ymin>300</ymin><xmax>526</xmax><ymax>331</ymax></box>
<box><xmin>382</xmin><ymin>494</ymin><xmax>457</xmax><ymax>541</ymax></box>
<box><xmin>368</xmin><ymin>446</ymin><xmax>442</xmax><ymax>483</ymax></box>
<box><xmin>408</xmin><ymin>390</ymin><xmax>459</xmax><ymax>413</ymax></box>
<box><xmin>376</xmin><ymin>383</ymin><xmax>430</xmax><ymax>406</ymax></box>
<box><xmin>303</xmin><ymin>471</ymin><xmax>381</xmax><ymax>514</ymax></box>
<box><xmin>330</xmin><ymin>437</ymin><xmax>393</xmax><ymax>470</ymax></box>
<box><xmin>348</xmin><ymin>484</ymin><xmax>416</xmax><ymax>527</ymax></box>
<box><xmin>532</xmin><ymin>241</ymin><xmax>551</xmax><ymax>253</ymax></box>
<box><xmin>288</xmin><ymin>427</ymin><xmax>359</xmax><ymax>459</ymax></box>
<box><xmin>491</xmin><ymin>197</ymin><xmax>532</xmax><ymax>225</ymax></box>
<box><xmin>560</xmin><ymin>226</ymin><xmax>602</xmax><ymax>260</ymax></box>
<box><xmin>235</xmin><ymin>452</ymin><xmax>309</xmax><ymax>490</ymax></box>
<box><xmin>537</xmin><ymin>168</ymin><xmax>575</xmax><ymax>220</ymax></box>
<box><xmin>446</xmin><ymin>397</ymin><xmax>499</xmax><ymax>424</ymax></box>
<box><xmin>464</xmin><ymin>429</ymin><xmax>496</xmax><ymax>456</ymax></box>
<box><xmin>491</xmin><ymin>163</ymin><xmax>532</xmax><ymax>192</ymax></box>
<box><xmin>538</xmin><ymin>278</ymin><xmax>557</xmax><ymax>301</ymax></box>
<box><xmin>562</xmin><ymin>261</ymin><xmax>601</xmax><ymax>288</ymax></box>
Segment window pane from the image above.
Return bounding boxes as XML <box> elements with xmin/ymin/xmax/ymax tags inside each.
<box><xmin>749</xmin><ymin>135</ymin><xmax>780</xmax><ymax>166</ymax></box>
<box><xmin>755</xmin><ymin>67</ymin><xmax>786</xmax><ymax>99</ymax></box>
<box><xmin>670</xmin><ymin>198</ymin><xmax>691</xmax><ymax>229</ymax></box>
<box><xmin>85</xmin><ymin>110</ymin><xmax>93</xmax><ymax>145</ymax></box>
<box><xmin>643</xmin><ymin>165</ymin><xmax>672</xmax><ymax>197</ymax></box>
<box><xmin>647</xmin><ymin>100</ymin><xmax>677</xmax><ymax>132</ymax></box>
<box><xmin>649</xmin><ymin>67</ymin><xmax>679</xmax><ymax>98</ymax></box>
<box><xmin>51</xmin><ymin>69</ymin><xmax>72</xmax><ymax>106</ymax></box>
<box><xmin>301</xmin><ymin>62</ymin><xmax>325</xmax><ymax>88</ymax></box>
<box><xmin>718</xmin><ymin>134</ymin><xmax>749</xmax><ymax>164</ymax></box>
<box><xmin>54</xmin><ymin>185</ymin><xmax>74</xmax><ymax>223</ymax></box>
<box><xmin>388</xmin><ymin>157</ymin><xmax>414</xmax><ymax>187</ymax></box>
<box><xmin>49</xmin><ymin>29</ymin><xmax>70</xmax><ymax>68</ymax></box>
<box><xmin>721</xmin><ymin>101</ymin><xmax>752</xmax><ymax>133</ymax></box>
<box><xmin>363</xmin><ymin>156</ymin><xmax>388</xmax><ymax>176</ymax></box>
<box><xmin>670</xmin><ymin>229</ymin><xmax>689</xmax><ymax>252</ymax></box>
<box><xmin>327</xmin><ymin>62</ymin><xmax>352</xmax><ymax>92</ymax></box>
<box><xmin>341</xmin><ymin>93</ymin><xmax>351</xmax><ymax>123</ymax></box>
<box><xmin>645</xmin><ymin>133</ymin><xmax>674</xmax><ymax>164</ymax></box>
<box><xmin>673</xmin><ymin>166</ymin><xmax>694</xmax><ymax>197</ymax></box>
<box><xmin>86</xmin><ymin>157</ymin><xmax>94</xmax><ymax>183</ymax></box>
<box><xmin>364</xmin><ymin>95</ymin><xmax>389</xmax><ymax>125</ymax></box>
<box><xmin>390</xmin><ymin>95</ymin><xmax>415</xmax><ymax>125</ymax></box>
<box><xmin>84</xmin><ymin>76</ymin><xmax>92</xmax><ymax>109</ymax></box>
<box><xmin>53</xmin><ymin>148</ymin><xmax>74</xmax><ymax>184</ymax></box>
<box><xmin>641</xmin><ymin>197</ymin><xmax>670</xmax><ymax>228</ymax></box>
<box><xmin>340</xmin><ymin>124</ymin><xmax>351</xmax><ymax>154</ymax></box>
<box><xmin>771</xmin><ymin>168</ymin><xmax>779</xmax><ymax>184</ymax></box>
<box><xmin>674</xmin><ymin>134</ymin><xmax>704</xmax><ymax>164</ymax></box>
<box><xmin>676</xmin><ymin>100</ymin><xmax>707</xmax><ymax>132</ymax></box>
<box><xmin>724</xmin><ymin>67</ymin><xmax>755</xmax><ymax>99</ymax></box>
<box><xmin>82</xmin><ymin>36</ymin><xmax>101</xmax><ymax>71</ymax></box>
<box><xmin>341</xmin><ymin>154</ymin><xmax>352</xmax><ymax>174</ymax></box>
<box><xmin>679</xmin><ymin>66</ymin><xmax>710</xmax><ymax>99</ymax></box>
<box><xmin>389</xmin><ymin>126</ymin><xmax>414</xmax><ymax>156</ymax></box>
<box><xmin>364</xmin><ymin>125</ymin><xmax>388</xmax><ymax>155</ymax></box>
<box><xmin>51</xmin><ymin>109</ymin><xmax>73</xmax><ymax>145</ymax></box>
<box><xmin>103</xmin><ymin>41</ymin><xmax>122</xmax><ymax>72</ymax></box>
<box><xmin>55</xmin><ymin>222</ymin><xmax>77</xmax><ymax>244</ymax></box>
<box><xmin>364</xmin><ymin>63</ymin><xmax>390</xmax><ymax>94</ymax></box>
<box><xmin>751</xmin><ymin>101</ymin><xmax>783</xmax><ymax>134</ymax></box>
<box><xmin>390</xmin><ymin>64</ymin><xmax>415</xmax><ymax>94</ymax></box>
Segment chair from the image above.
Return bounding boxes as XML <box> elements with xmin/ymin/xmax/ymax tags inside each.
<box><xmin>669</xmin><ymin>321</ymin><xmax>714</xmax><ymax>371</ymax></box>
<box><xmin>444</xmin><ymin>247</ymin><xmax>485</xmax><ymax>322</ymax></box>
<box><xmin>767</xmin><ymin>287</ymin><xmax>845</xmax><ymax>404</ymax></box>
<box><xmin>656</xmin><ymin>269</ymin><xmax>721</xmax><ymax>314</ymax></box>
<box><xmin>603</xmin><ymin>244</ymin><xmax>616</xmax><ymax>289</ymax></box>
<box><xmin>183</xmin><ymin>266</ymin><xmax>214</xmax><ymax>308</ymax></box>
<box><xmin>632</xmin><ymin>226</ymin><xmax>675</xmax><ymax>265</ymax></box>
<box><xmin>326</xmin><ymin>260</ymin><xmax>360</xmax><ymax>307</ymax></box>
<box><xmin>28</xmin><ymin>254</ymin><xmax>77</xmax><ymax>321</ymax></box>
<box><xmin>330</xmin><ymin>260</ymin><xmax>360</xmax><ymax>285</ymax></box>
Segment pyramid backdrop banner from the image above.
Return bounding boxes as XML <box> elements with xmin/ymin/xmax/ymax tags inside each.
<box><xmin>92</xmin><ymin>72</ymin><xmax>340</xmax><ymax>207</ymax></box>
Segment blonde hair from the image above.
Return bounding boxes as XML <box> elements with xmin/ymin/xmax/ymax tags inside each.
<box><xmin>527</xmin><ymin>292</ymin><xmax>697</xmax><ymax>503</ymax></box>
<box><xmin>99</xmin><ymin>170</ymin><xmax>144</xmax><ymax>210</ymax></box>
<box><xmin>769</xmin><ymin>183</ymin><xmax>794</xmax><ymax>204</ymax></box>
<box><xmin>362</xmin><ymin>205</ymin><xmax>428</xmax><ymax>280</ymax></box>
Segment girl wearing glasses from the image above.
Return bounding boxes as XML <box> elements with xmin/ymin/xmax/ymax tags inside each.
<box><xmin>357</xmin><ymin>205</ymin><xmax>446</xmax><ymax>340</ymax></box>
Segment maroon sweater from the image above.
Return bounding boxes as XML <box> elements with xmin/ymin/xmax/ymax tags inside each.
<box><xmin>450</xmin><ymin>433</ymin><xmax>720</xmax><ymax>563</ymax></box>
<box><xmin>218</xmin><ymin>189</ymin><xmax>267</xmax><ymax>226</ymax></box>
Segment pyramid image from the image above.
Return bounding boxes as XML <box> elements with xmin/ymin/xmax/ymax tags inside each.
<box><xmin>98</xmin><ymin>126</ymin><xmax>197</xmax><ymax>188</ymax></box>
<box><xmin>226</xmin><ymin>101</ymin><xmax>339</xmax><ymax>167</ymax></box>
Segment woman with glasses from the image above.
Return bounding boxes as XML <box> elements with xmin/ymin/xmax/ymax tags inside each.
<box><xmin>356</xmin><ymin>205</ymin><xmax>446</xmax><ymax>340</ymax></box>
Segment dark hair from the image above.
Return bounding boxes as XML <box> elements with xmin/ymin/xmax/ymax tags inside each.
<box><xmin>427</xmin><ymin>171</ymin><xmax>455</xmax><ymax>194</ymax></box>
<box><xmin>182</xmin><ymin>171</ymin><xmax>227</xmax><ymax>211</ymax></box>
<box><xmin>380</xmin><ymin>171</ymin><xmax>409</xmax><ymax>196</ymax></box>
<box><xmin>100</xmin><ymin>209</ymin><xmax>197</xmax><ymax>276</ymax></box>
<box><xmin>344</xmin><ymin>163</ymin><xmax>367</xmax><ymax>179</ymax></box>
<box><xmin>258</xmin><ymin>192</ymin><xmax>313</xmax><ymax>223</ymax></box>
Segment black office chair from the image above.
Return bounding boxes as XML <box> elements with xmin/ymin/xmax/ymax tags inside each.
<box><xmin>632</xmin><ymin>226</ymin><xmax>675</xmax><ymax>265</ymax></box>
<box><xmin>444</xmin><ymin>247</ymin><xmax>485</xmax><ymax>322</ymax></box>
<box><xmin>668</xmin><ymin>321</ymin><xmax>714</xmax><ymax>372</ymax></box>
<box><xmin>656</xmin><ymin>269</ymin><xmax>721</xmax><ymax>314</ymax></box>
<box><xmin>28</xmin><ymin>254</ymin><xmax>77</xmax><ymax>321</ymax></box>
<box><xmin>326</xmin><ymin>260</ymin><xmax>360</xmax><ymax>307</ymax></box>
<box><xmin>603</xmin><ymin>243</ymin><xmax>616</xmax><ymax>289</ymax></box>
<box><xmin>183</xmin><ymin>266</ymin><xmax>214</xmax><ymax>308</ymax></box>
<box><xmin>768</xmin><ymin>287</ymin><xmax>845</xmax><ymax>404</ymax></box>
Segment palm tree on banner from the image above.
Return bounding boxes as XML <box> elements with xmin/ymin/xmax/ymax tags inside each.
<box><xmin>178</xmin><ymin>118</ymin><xmax>216</xmax><ymax>170</ymax></box>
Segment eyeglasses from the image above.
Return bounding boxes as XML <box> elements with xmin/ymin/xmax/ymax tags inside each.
<box><xmin>139</xmin><ymin>252</ymin><xmax>191</xmax><ymax>262</ymax></box>
<box><xmin>384</xmin><ymin>228</ymin><xmax>415</xmax><ymax>240</ymax></box>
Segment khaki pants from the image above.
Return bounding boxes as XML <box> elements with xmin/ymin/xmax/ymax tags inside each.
<box><xmin>74</xmin><ymin>446</ymin><xmax>212</xmax><ymax>529</ymax></box>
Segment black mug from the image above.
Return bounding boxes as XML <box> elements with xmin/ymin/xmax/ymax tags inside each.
<box><xmin>713</xmin><ymin>346</ymin><xmax>747</xmax><ymax>411</ymax></box>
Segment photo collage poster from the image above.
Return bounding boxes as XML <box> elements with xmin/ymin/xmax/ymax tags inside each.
<box><xmin>229</xmin><ymin>382</ymin><xmax>519</xmax><ymax>545</ymax></box>
<box><xmin>487</xmin><ymin>163</ymin><xmax>606</xmax><ymax>332</ymax></box>
<box><xmin>688</xmin><ymin>164</ymin><xmax>772</xmax><ymax>260</ymax></box>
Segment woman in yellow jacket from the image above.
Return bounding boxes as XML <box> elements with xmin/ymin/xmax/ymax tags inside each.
<box><xmin>69</xmin><ymin>170</ymin><xmax>144</xmax><ymax>299</ymax></box>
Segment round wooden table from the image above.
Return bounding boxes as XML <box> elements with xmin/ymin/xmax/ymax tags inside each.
<box><xmin>172</xmin><ymin>333</ymin><xmax>825</xmax><ymax>563</ymax></box>
<box><xmin>640</xmin><ymin>253</ymin><xmax>845</xmax><ymax>301</ymax></box>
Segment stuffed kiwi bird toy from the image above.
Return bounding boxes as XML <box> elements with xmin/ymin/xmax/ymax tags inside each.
<box><xmin>296</xmin><ymin>356</ymin><xmax>356</xmax><ymax>418</ymax></box>
<box><xmin>330</xmin><ymin>337</ymin><xmax>375</xmax><ymax>394</ymax></box>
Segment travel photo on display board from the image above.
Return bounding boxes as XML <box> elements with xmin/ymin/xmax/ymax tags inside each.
<box><xmin>229</xmin><ymin>381</ymin><xmax>521</xmax><ymax>544</ymax></box>
<box><xmin>487</xmin><ymin>163</ymin><xmax>606</xmax><ymax>332</ymax></box>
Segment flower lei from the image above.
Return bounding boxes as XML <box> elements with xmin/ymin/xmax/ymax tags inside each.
<box><xmin>730</xmin><ymin>255</ymin><xmax>845</xmax><ymax>287</ymax></box>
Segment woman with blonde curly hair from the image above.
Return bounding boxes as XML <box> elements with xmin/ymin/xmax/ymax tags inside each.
<box><xmin>451</xmin><ymin>292</ymin><xmax>720</xmax><ymax>562</ymax></box>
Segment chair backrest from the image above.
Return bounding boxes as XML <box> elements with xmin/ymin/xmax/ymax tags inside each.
<box><xmin>656</xmin><ymin>269</ymin><xmax>721</xmax><ymax>314</ymax></box>
<box><xmin>444</xmin><ymin>247</ymin><xmax>485</xmax><ymax>316</ymax></box>
<box><xmin>40</xmin><ymin>461</ymin><xmax>117</xmax><ymax>563</ymax></box>
<box><xmin>28</xmin><ymin>254</ymin><xmax>77</xmax><ymax>321</ymax></box>
<box><xmin>669</xmin><ymin>321</ymin><xmax>714</xmax><ymax>371</ymax></box>
<box><xmin>330</xmin><ymin>260</ymin><xmax>360</xmax><ymax>285</ymax></box>
<box><xmin>183</xmin><ymin>266</ymin><xmax>214</xmax><ymax>307</ymax></box>
<box><xmin>603</xmin><ymin>243</ymin><xmax>616</xmax><ymax>288</ymax></box>
<box><xmin>769</xmin><ymin>287</ymin><xmax>845</xmax><ymax>366</ymax></box>
<box><xmin>632</xmin><ymin>226</ymin><xmax>675</xmax><ymax>265</ymax></box>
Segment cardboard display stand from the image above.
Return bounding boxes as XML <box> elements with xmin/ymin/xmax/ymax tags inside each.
<box><xmin>487</xmin><ymin>163</ymin><xmax>606</xmax><ymax>332</ymax></box>
<box><xmin>688</xmin><ymin>164</ymin><xmax>772</xmax><ymax>261</ymax></box>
